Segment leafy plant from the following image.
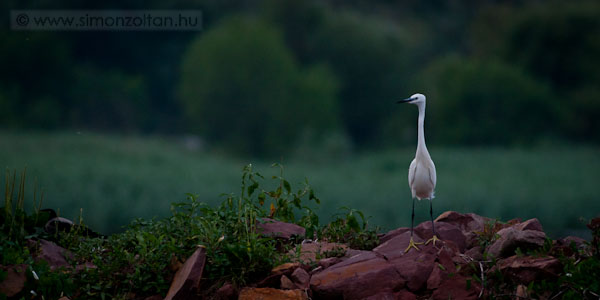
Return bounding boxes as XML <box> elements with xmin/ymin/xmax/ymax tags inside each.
<box><xmin>1</xmin><ymin>164</ymin><xmax>382</xmax><ymax>299</ymax></box>
<box><xmin>1</xmin><ymin>169</ymin><xmax>51</xmax><ymax>264</ymax></box>
<box><xmin>319</xmin><ymin>207</ymin><xmax>379</xmax><ymax>250</ymax></box>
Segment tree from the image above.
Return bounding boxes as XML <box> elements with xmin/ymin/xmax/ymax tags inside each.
<box><xmin>417</xmin><ymin>56</ymin><xmax>557</xmax><ymax>145</ymax></box>
<box><xmin>179</xmin><ymin>16</ymin><xmax>339</xmax><ymax>157</ymax></box>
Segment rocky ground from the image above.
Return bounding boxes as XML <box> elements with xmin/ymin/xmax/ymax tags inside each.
<box><xmin>1</xmin><ymin>211</ymin><xmax>596</xmax><ymax>299</ymax></box>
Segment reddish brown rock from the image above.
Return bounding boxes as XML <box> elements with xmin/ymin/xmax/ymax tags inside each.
<box><xmin>435</xmin><ymin>211</ymin><xmax>488</xmax><ymax>233</ymax></box>
<box><xmin>379</xmin><ymin>227</ymin><xmax>410</xmax><ymax>244</ymax></box>
<box><xmin>435</xmin><ymin>211</ymin><xmax>490</xmax><ymax>249</ymax></box>
<box><xmin>414</xmin><ymin>221</ymin><xmax>467</xmax><ymax>252</ymax></box>
<box><xmin>373</xmin><ymin>231</ymin><xmax>424</xmax><ymax>260</ymax></box>
<box><xmin>28</xmin><ymin>239</ymin><xmax>72</xmax><ymax>269</ymax></box>
<box><xmin>280</xmin><ymin>275</ymin><xmax>296</xmax><ymax>290</ymax></box>
<box><xmin>432</xmin><ymin>275</ymin><xmax>480</xmax><ymax>300</ymax></box>
<box><xmin>514</xmin><ymin>218</ymin><xmax>544</xmax><ymax>232</ymax></box>
<box><xmin>239</xmin><ymin>287</ymin><xmax>308</xmax><ymax>300</ymax></box>
<box><xmin>0</xmin><ymin>264</ymin><xmax>27</xmax><ymax>297</ymax></box>
<box><xmin>310</xmin><ymin>253</ymin><xmax>405</xmax><ymax>299</ymax></box>
<box><xmin>164</xmin><ymin>246</ymin><xmax>207</xmax><ymax>300</ymax></box>
<box><xmin>318</xmin><ymin>257</ymin><xmax>341</xmax><ymax>269</ymax></box>
<box><xmin>364</xmin><ymin>292</ymin><xmax>396</xmax><ymax>300</ymax></box>
<box><xmin>272</xmin><ymin>263</ymin><xmax>301</xmax><ymax>274</ymax></box>
<box><xmin>426</xmin><ymin>264</ymin><xmax>446</xmax><ymax>290</ymax></box>
<box><xmin>75</xmin><ymin>261</ymin><xmax>97</xmax><ymax>272</ymax></box>
<box><xmin>487</xmin><ymin>227</ymin><xmax>546</xmax><ymax>258</ymax></box>
<box><xmin>464</xmin><ymin>246</ymin><xmax>484</xmax><ymax>261</ymax></box>
<box><xmin>258</xmin><ymin>218</ymin><xmax>305</xmax><ymax>239</ymax></box>
<box><xmin>515</xmin><ymin>284</ymin><xmax>529</xmax><ymax>299</ymax></box>
<box><xmin>436</xmin><ymin>247</ymin><xmax>457</xmax><ymax>272</ymax></box>
<box><xmin>215</xmin><ymin>282</ymin><xmax>236</xmax><ymax>300</ymax></box>
<box><xmin>559</xmin><ymin>236</ymin><xmax>587</xmax><ymax>249</ymax></box>
<box><xmin>290</xmin><ymin>268</ymin><xmax>310</xmax><ymax>288</ymax></box>
<box><xmin>258</xmin><ymin>263</ymin><xmax>303</xmax><ymax>288</ymax></box>
<box><xmin>395</xmin><ymin>290</ymin><xmax>418</xmax><ymax>300</ymax></box>
<box><xmin>496</xmin><ymin>255</ymin><xmax>562</xmax><ymax>283</ymax></box>
<box><xmin>289</xmin><ymin>242</ymin><xmax>348</xmax><ymax>263</ymax></box>
<box><xmin>390</xmin><ymin>248</ymin><xmax>437</xmax><ymax>291</ymax></box>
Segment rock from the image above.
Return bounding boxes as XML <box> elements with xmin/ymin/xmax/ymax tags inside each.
<box><xmin>289</xmin><ymin>242</ymin><xmax>347</xmax><ymax>263</ymax></box>
<box><xmin>514</xmin><ymin>218</ymin><xmax>543</xmax><ymax>232</ymax></box>
<box><xmin>258</xmin><ymin>218</ymin><xmax>305</xmax><ymax>239</ymax></box>
<box><xmin>272</xmin><ymin>263</ymin><xmax>301</xmax><ymax>274</ymax></box>
<box><xmin>373</xmin><ymin>231</ymin><xmax>424</xmax><ymax>260</ymax></box>
<box><xmin>318</xmin><ymin>257</ymin><xmax>341</xmax><ymax>269</ymax></box>
<box><xmin>496</xmin><ymin>255</ymin><xmax>562</xmax><ymax>283</ymax></box>
<box><xmin>258</xmin><ymin>263</ymin><xmax>302</xmax><ymax>288</ymax></box>
<box><xmin>426</xmin><ymin>265</ymin><xmax>445</xmax><ymax>290</ymax></box>
<box><xmin>364</xmin><ymin>292</ymin><xmax>396</xmax><ymax>300</ymax></box>
<box><xmin>515</xmin><ymin>284</ymin><xmax>528</xmax><ymax>299</ymax></box>
<box><xmin>290</xmin><ymin>268</ymin><xmax>310</xmax><ymax>288</ymax></box>
<box><xmin>487</xmin><ymin>227</ymin><xmax>546</xmax><ymax>258</ymax></box>
<box><xmin>414</xmin><ymin>221</ymin><xmax>467</xmax><ymax>252</ymax></box>
<box><xmin>44</xmin><ymin>216</ymin><xmax>74</xmax><ymax>233</ymax></box>
<box><xmin>238</xmin><ymin>287</ymin><xmax>308</xmax><ymax>300</ymax></box>
<box><xmin>431</xmin><ymin>275</ymin><xmax>480</xmax><ymax>300</ymax></box>
<box><xmin>215</xmin><ymin>282</ymin><xmax>236</xmax><ymax>300</ymax></box>
<box><xmin>28</xmin><ymin>239</ymin><xmax>72</xmax><ymax>269</ymax></box>
<box><xmin>559</xmin><ymin>236</ymin><xmax>587</xmax><ymax>249</ymax></box>
<box><xmin>310</xmin><ymin>253</ymin><xmax>405</xmax><ymax>299</ymax></box>
<box><xmin>395</xmin><ymin>290</ymin><xmax>418</xmax><ymax>300</ymax></box>
<box><xmin>75</xmin><ymin>261</ymin><xmax>97</xmax><ymax>272</ymax></box>
<box><xmin>427</xmin><ymin>246</ymin><xmax>461</xmax><ymax>290</ymax></box>
<box><xmin>435</xmin><ymin>211</ymin><xmax>491</xmax><ymax>249</ymax></box>
<box><xmin>435</xmin><ymin>211</ymin><xmax>488</xmax><ymax>234</ymax></box>
<box><xmin>164</xmin><ymin>246</ymin><xmax>207</xmax><ymax>300</ymax></box>
<box><xmin>379</xmin><ymin>227</ymin><xmax>410</xmax><ymax>244</ymax></box>
<box><xmin>280</xmin><ymin>275</ymin><xmax>296</xmax><ymax>290</ymax></box>
<box><xmin>0</xmin><ymin>264</ymin><xmax>27</xmax><ymax>297</ymax></box>
<box><xmin>464</xmin><ymin>246</ymin><xmax>484</xmax><ymax>261</ymax></box>
<box><xmin>389</xmin><ymin>248</ymin><xmax>437</xmax><ymax>291</ymax></box>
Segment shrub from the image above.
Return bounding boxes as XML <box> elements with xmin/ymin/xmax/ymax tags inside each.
<box><xmin>179</xmin><ymin>16</ymin><xmax>339</xmax><ymax>157</ymax></box>
<box><xmin>417</xmin><ymin>56</ymin><xmax>558</xmax><ymax>145</ymax></box>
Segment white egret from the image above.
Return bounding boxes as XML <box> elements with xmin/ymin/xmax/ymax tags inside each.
<box><xmin>397</xmin><ymin>93</ymin><xmax>439</xmax><ymax>252</ymax></box>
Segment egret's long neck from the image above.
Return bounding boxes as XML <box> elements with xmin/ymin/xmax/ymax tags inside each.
<box><xmin>416</xmin><ymin>102</ymin><xmax>429</xmax><ymax>158</ymax></box>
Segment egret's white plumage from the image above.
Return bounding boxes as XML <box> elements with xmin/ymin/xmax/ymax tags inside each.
<box><xmin>406</xmin><ymin>93</ymin><xmax>436</xmax><ymax>200</ymax></box>
<box><xmin>398</xmin><ymin>93</ymin><xmax>439</xmax><ymax>252</ymax></box>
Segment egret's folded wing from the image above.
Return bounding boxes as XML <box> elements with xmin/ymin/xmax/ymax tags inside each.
<box><xmin>428</xmin><ymin>162</ymin><xmax>437</xmax><ymax>188</ymax></box>
<box><xmin>408</xmin><ymin>158</ymin><xmax>417</xmax><ymax>187</ymax></box>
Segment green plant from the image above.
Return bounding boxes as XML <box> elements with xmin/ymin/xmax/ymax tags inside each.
<box><xmin>529</xmin><ymin>217</ymin><xmax>600</xmax><ymax>299</ymax></box>
<box><xmin>1</xmin><ymin>169</ymin><xmax>51</xmax><ymax>264</ymax></box>
<box><xmin>319</xmin><ymin>207</ymin><xmax>379</xmax><ymax>250</ymax></box>
<box><xmin>476</xmin><ymin>220</ymin><xmax>501</xmax><ymax>251</ymax></box>
<box><xmin>62</xmin><ymin>163</ymin><xmax>326</xmax><ymax>298</ymax></box>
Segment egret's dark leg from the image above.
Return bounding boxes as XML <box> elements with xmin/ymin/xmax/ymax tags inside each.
<box><xmin>430</xmin><ymin>200</ymin><xmax>435</xmax><ymax>235</ymax></box>
<box><xmin>411</xmin><ymin>197</ymin><xmax>416</xmax><ymax>237</ymax></box>
<box><xmin>405</xmin><ymin>197</ymin><xmax>422</xmax><ymax>252</ymax></box>
<box><xmin>425</xmin><ymin>199</ymin><xmax>441</xmax><ymax>246</ymax></box>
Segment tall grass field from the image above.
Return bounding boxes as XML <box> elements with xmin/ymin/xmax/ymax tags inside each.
<box><xmin>1</xmin><ymin>131</ymin><xmax>598</xmax><ymax>238</ymax></box>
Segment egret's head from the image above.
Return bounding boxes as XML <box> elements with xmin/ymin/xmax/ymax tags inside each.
<box><xmin>397</xmin><ymin>93</ymin><xmax>426</xmax><ymax>105</ymax></box>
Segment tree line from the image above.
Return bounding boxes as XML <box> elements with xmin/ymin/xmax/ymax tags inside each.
<box><xmin>1</xmin><ymin>0</ymin><xmax>598</xmax><ymax>156</ymax></box>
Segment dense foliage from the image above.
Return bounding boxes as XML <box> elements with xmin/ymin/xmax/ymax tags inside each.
<box><xmin>1</xmin><ymin>166</ymin><xmax>379</xmax><ymax>299</ymax></box>
<box><xmin>0</xmin><ymin>0</ymin><xmax>599</xmax><ymax>156</ymax></box>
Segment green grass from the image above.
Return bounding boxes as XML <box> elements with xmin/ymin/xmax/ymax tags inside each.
<box><xmin>1</xmin><ymin>131</ymin><xmax>598</xmax><ymax>237</ymax></box>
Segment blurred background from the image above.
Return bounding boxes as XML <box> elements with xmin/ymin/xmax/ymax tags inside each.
<box><xmin>1</xmin><ymin>0</ymin><xmax>599</xmax><ymax>237</ymax></box>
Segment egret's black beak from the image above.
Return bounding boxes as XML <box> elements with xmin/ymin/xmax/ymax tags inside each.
<box><xmin>397</xmin><ymin>97</ymin><xmax>416</xmax><ymax>104</ymax></box>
